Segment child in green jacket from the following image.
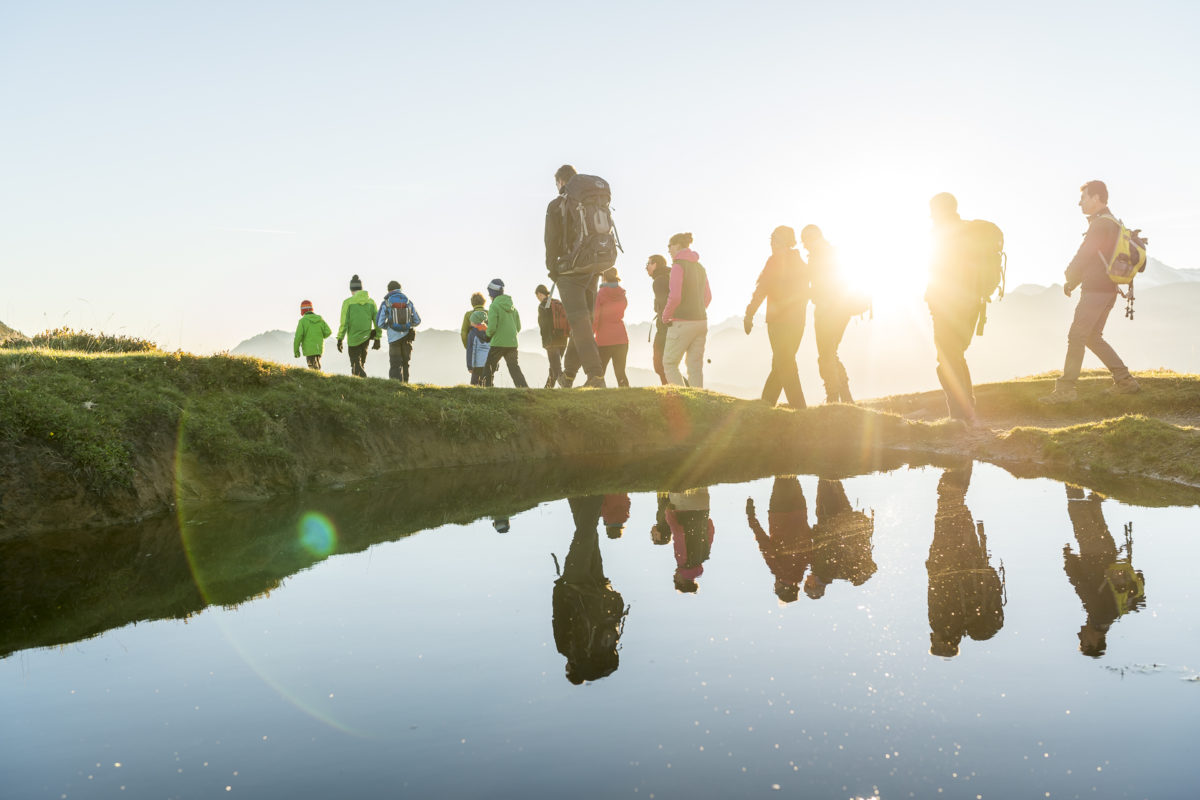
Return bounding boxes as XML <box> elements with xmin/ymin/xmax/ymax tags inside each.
<box><xmin>294</xmin><ymin>300</ymin><xmax>332</xmax><ymax>370</ymax></box>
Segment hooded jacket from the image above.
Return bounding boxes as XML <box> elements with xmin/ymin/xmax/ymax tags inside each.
<box><xmin>461</xmin><ymin>303</ymin><xmax>486</xmax><ymax>348</ymax></box>
<box><xmin>746</xmin><ymin>248</ymin><xmax>808</xmax><ymax>324</ymax></box>
<box><xmin>293</xmin><ymin>313</ymin><xmax>332</xmax><ymax>357</ymax></box>
<box><xmin>662</xmin><ymin>248</ymin><xmax>712</xmax><ymax>323</ymax></box>
<box><xmin>593</xmin><ymin>282</ymin><xmax>629</xmax><ymax>346</ymax></box>
<box><xmin>485</xmin><ymin>294</ymin><xmax>522</xmax><ymax>348</ymax></box>
<box><xmin>1065</xmin><ymin>208</ymin><xmax>1120</xmax><ymax>294</ymax></box>
<box><xmin>337</xmin><ymin>290</ymin><xmax>380</xmax><ymax>347</ymax></box>
<box><xmin>375</xmin><ymin>290</ymin><xmax>422</xmax><ymax>343</ymax></box>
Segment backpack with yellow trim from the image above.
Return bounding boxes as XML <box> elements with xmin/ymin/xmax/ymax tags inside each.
<box><xmin>1098</xmin><ymin>214</ymin><xmax>1148</xmax><ymax>285</ymax></box>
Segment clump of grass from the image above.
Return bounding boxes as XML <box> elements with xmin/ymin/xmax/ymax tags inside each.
<box><xmin>1</xmin><ymin>327</ymin><xmax>161</xmax><ymax>354</ymax></box>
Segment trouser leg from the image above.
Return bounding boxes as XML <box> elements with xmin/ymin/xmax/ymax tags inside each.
<box><xmin>932</xmin><ymin>312</ymin><xmax>975</xmax><ymax>419</ymax></box>
<box><xmin>557</xmin><ymin>273</ymin><xmax>602</xmax><ymax>380</ymax></box>
<box><xmin>611</xmin><ymin>342</ymin><xmax>629</xmax><ymax>387</ymax></box>
<box><xmin>306</xmin><ymin>355</ymin><xmax>322</xmax><ymax>370</ymax></box>
<box><xmin>349</xmin><ymin>342</ymin><xmax>369</xmax><ymax>377</ymax></box>
<box><xmin>1064</xmin><ymin>291</ymin><xmax>1129</xmax><ymax>383</ymax></box>
<box><xmin>767</xmin><ymin>319</ymin><xmax>805</xmax><ymax>408</ymax></box>
<box><xmin>653</xmin><ymin>325</ymin><xmax>668</xmax><ymax>384</ymax></box>
<box><xmin>503</xmin><ymin>348</ymin><xmax>528</xmax><ymax>388</ymax></box>
<box><xmin>663</xmin><ymin>324</ymin><xmax>689</xmax><ymax>385</ymax></box>
<box><xmin>683</xmin><ymin>321</ymin><xmax>708</xmax><ymax>389</ymax></box>
<box><xmin>545</xmin><ymin>346</ymin><xmax>564</xmax><ymax>387</ymax></box>
<box><xmin>388</xmin><ymin>339</ymin><xmax>404</xmax><ymax>380</ymax></box>
<box><xmin>815</xmin><ymin>307</ymin><xmax>850</xmax><ymax>402</ymax></box>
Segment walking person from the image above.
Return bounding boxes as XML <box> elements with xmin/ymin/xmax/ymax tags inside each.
<box><xmin>804</xmin><ymin>225</ymin><xmax>863</xmax><ymax>404</ymax></box>
<box><xmin>535</xmin><ymin>284</ymin><xmax>569</xmax><ymax>388</ymax></box>
<box><xmin>743</xmin><ymin>225</ymin><xmax>809</xmax><ymax>407</ymax></box>
<box><xmin>336</xmin><ymin>274</ymin><xmax>380</xmax><ymax>377</ymax></box>
<box><xmin>646</xmin><ymin>254</ymin><xmax>671</xmax><ymax>384</ymax></box>
<box><xmin>661</xmin><ymin>233</ymin><xmax>712</xmax><ymax>388</ymax></box>
<box><xmin>293</xmin><ymin>300</ymin><xmax>332</xmax><ymax>370</ymax></box>
<box><xmin>925</xmin><ymin>194</ymin><xmax>981</xmax><ymax>424</ymax></box>
<box><xmin>594</xmin><ymin>267</ymin><xmax>630</xmax><ymax>387</ymax></box>
<box><xmin>667</xmin><ymin>488</ymin><xmax>715</xmax><ymax>594</ymax></box>
<box><xmin>376</xmin><ymin>280</ymin><xmax>421</xmax><ymax>382</ymax></box>
<box><xmin>483</xmin><ymin>278</ymin><xmax>529</xmax><ymax>388</ymax></box>
<box><xmin>464</xmin><ymin>297</ymin><xmax>490</xmax><ymax>386</ymax></box>
<box><xmin>1040</xmin><ymin>180</ymin><xmax>1140</xmax><ymax>403</ymax></box>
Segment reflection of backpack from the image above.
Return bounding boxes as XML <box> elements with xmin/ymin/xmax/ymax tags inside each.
<box><xmin>1098</xmin><ymin>215</ymin><xmax>1148</xmax><ymax>285</ymax></box>
<box><xmin>966</xmin><ymin>220</ymin><xmax>1006</xmax><ymax>302</ymax></box>
<box><xmin>386</xmin><ymin>293</ymin><xmax>413</xmax><ymax>332</ymax></box>
<box><xmin>550</xmin><ymin>298</ymin><xmax>570</xmax><ymax>335</ymax></box>
<box><xmin>556</xmin><ymin>174</ymin><xmax>622</xmax><ymax>277</ymax></box>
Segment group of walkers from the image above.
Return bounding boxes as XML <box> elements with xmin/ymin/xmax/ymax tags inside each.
<box><xmin>294</xmin><ymin>169</ymin><xmax>1145</xmax><ymax>420</ymax></box>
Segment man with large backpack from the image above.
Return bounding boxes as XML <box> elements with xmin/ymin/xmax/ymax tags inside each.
<box><xmin>544</xmin><ymin>164</ymin><xmax>620</xmax><ymax>389</ymax></box>
<box><xmin>535</xmin><ymin>284</ymin><xmax>569</xmax><ymax>388</ymax></box>
<box><xmin>1040</xmin><ymin>180</ymin><xmax>1140</xmax><ymax>403</ymax></box>
<box><xmin>375</xmin><ymin>280</ymin><xmax>421</xmax><ymax>382</ymax></box>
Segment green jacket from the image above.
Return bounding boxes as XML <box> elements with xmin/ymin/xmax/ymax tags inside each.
<box><xmin>461</xmin><ymin>304</ymin><xmax>486</xmax><ymax>348</ymax></box>
<box><xmin>294</xmin><ymin>313</ymin><xmax>332</xmax><ymax>357</ymax></box>
<box><xmin>337</xmin><ymin>290</ymin><xmax>380</xmax><ymax>347</ymax></box>
<box><xmin>485</xmin><ymin>294</ymin><xmax>521</xmax><ymax>348</ymax></box>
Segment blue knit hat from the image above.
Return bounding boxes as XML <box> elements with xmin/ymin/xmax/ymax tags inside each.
<box><xmin>487</xmin><ymin>278</ymin><xmax>505</xmax><ymax>298</ymax></box>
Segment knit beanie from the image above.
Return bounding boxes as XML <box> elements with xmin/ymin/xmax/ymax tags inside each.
<box><xmin>387</xmin><ymin>280</ymin><xmax>401</xmax><ymax>291</ymax></box>
<box><xmin>487</xmin><ymin>278</ymin><xmax>505</xmax><ymax>298</ymax></box>
<box><xmin>349</xmin><ymin>274</ymin><xmax>362</xmax><ymax>291</ymax></box>
<box><xmin>300</xmin><ymin>300</ymin><xmax>314</xmax><ymax>315</ymax></box>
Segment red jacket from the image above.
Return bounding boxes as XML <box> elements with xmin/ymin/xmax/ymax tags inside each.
<box><xmin>593</xmin><ymin>283</ymin><xmax>629</xmax><ymax>346</ymax></box>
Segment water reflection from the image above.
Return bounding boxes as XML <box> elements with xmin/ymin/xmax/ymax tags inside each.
<box><xmin>746</xmin><ymin>477</ymin><xmax>811</xmax><ymax>603</ymax></box>
<box><xmin>667</xmin><ymin>488</ymin><xmax>715</xmax><ymax>594</ymax></box>
<box><xmin>806</xmin><ymin>479</ymin><xmax>876</xmax><ymax>599</ymax></box>
<box><xmin>1064</xmin><ymin>485</ymin><xmax>1147</xmax><ymax>657</ymax></box>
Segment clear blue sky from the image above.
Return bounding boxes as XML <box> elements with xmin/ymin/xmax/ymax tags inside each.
<box><xmin>2</xmin><ymin>1</ymin><xmax>1197</xmax><ymax>352</ymax></box>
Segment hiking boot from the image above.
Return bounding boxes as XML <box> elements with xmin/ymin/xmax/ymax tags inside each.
<box><xmin>1107</xmin><ymin>377</ymin><xmax>1141</xmax><ymax>395</ymax></box>
<box><xmin>1039</xmin><ymin>385</ymin><xmax>1078</xmax><ymax>404</ymax></box>
<box><xmin>583</xmin><ymin>376</ymin><xmax>606</xmax><ymax>389</ymax></box>
<box><xmin>557</xmin><ymin>374</ymin><xmax>575</xmax><ymax>389</ymax></box>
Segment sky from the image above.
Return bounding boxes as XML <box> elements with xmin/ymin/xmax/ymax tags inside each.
<box><xmin>2</xmin><ymin>1</ymin><xmax>1198</xmax><ymax>353</ymax></box>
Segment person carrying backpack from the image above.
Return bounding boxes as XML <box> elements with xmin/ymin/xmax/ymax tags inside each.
<box><xmin>743</xmin><ymin>225</ymin><xmax>808</xmax><ymax>407</ymax></box>
<box><xmin>535</xmin><ymin>284</ymin><xmax>569</xmax><ymax>388</ymax></box>
<box><xmin>662</xmin><ymin>232</ymin><xmax>712</xmax><ymax>388</ymax></box>
<box><xmin>375</xmin><ymin>280</ymin><xmax>421</xmax><ymax>382</ymax></box>
<box><xmin>593</xmin><ymin>267</ymin><xmax>630</xmax><ymax>387</ymax></box>
<box><xmin>646</xmin><ymin>254</ymin><xmax>672</xmax><ymax>384</ymax></box>
<box><xmin>483</xmin><ymin>278</ymin><xmax>529</xmax><ymax>388</ymax></box>
<box><xmin>293</xmin><ymin>299</ymin><xmax>332</xmax><ymax>370</ymax></box>
<box><xmin>336</xmin><ymin>274</ymin><xmax>381</xmax><ymax>378</ymax></box>
<box><xmin>1040</xmin><ymin>180</ymin><xmax>1140</xmax><ymax>403</ymax></box>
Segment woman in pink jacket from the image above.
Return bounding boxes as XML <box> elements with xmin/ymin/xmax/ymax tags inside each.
<box><xmin>593</xmin><ymin>267</ymin><xmax>630</xmax><ymax>387</ymax></box>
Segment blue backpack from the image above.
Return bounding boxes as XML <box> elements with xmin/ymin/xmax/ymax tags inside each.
<box><xmin>385</xmin><ymin>291</ymin><xmax>414</xmax><ymax>332</ymax></box>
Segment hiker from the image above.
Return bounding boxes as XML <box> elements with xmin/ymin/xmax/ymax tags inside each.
<box><xmin>376</xmin><ymin>280</ymin><xmax>421</xmax><ymax>382</ymax></box>
<box><xmin>744</xmin><ymin>225</ymin><xmax>809</xmax><ymax>407</ymax></box>
<box><xmin>925</xmin><ymin>193</ymin><xmax>982</xmax><ymax>424</ymax></box>
<box><xmin>594</xmin><ymin>267</ymin><xmax>631</xmax><ymax>387</ymax></box>
<box><xmin>545</xmin><ymin>164</ymin><xmax>607</xmax><ymax>388</ymax></box>
<box><xmin>553</xmin><ymin>495</ymin><xmax>628</xmax><ymax>684</ymax></box>
<box><xmin>926</xmin><ymin>465</ymin><xmax>1004</xmax><ymax>657</ymax></box>
<box><xmin>667</xmin><ymin>487</ymin><xmax>715</xmax><ymax>593</ymax></box>
<box><xmin>804</xmin><ymin>225</ymin><xmax>865</xmax><ymax>404</ymax></box>
<box><xmin>1062</xmin><ymin>485</ymin><xmax>1145</xmax><ymax>657</ymax></box>
<box><xmin>646</xmin><ymin>254</ymin><xmax>672</xmax><ymax>384</ymax></box>
<box><xmin>804</xmin><ymin>479</ymin><xmax>876</xmax><ymax>600</ymax></box>
<box><xmin>293</xmin><ymin>299</ymin><xmax>332</xmax><ymax>370</ymax></box>
<box><xmin>463</xmin><ymin>293</ymin><xmax>490</xmax><ymax>386</ymax></box>
<box><xmin>535</xmin><ymin>284</ymin><xmax>569</xmax><ymax>388</ymax></box>
<box><xmin>1040</xmin><ymin>180</ymin><xmax>1140</xmax><ymax>403</ymax></box>
<box><xmin>483</xmin><ymin>278</ymin><xmax>528</xmax><ymax>388</ymax></box>
<box><xmin>746</xmin><ymin>476</ymin><xmax>812</xmax><ymax>604</ymax></box>
<box><xmin>336</xmin><ymin>274</ymin><xmax>381</xmax><ymax>377</ymax></box>
<box><xmin>601</xmin><ymin>493</ymin><xmax>631</xmax><ymax>539</ymax></box>
<box><xmin>662</xmin><ymin>233</ymin><xmax>712</xmax><ymax>388</ymax></box>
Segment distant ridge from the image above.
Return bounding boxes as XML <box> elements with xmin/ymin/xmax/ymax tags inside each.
<box><xmin>0</xmin><ymin>319</ymin><xmax>27</xmax><ymax>344</ymax></box>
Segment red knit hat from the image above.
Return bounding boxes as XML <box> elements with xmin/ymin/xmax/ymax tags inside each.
<box><xmin>300</xmin><ymin>300</ymin><xmax>314</xmax><ymax>315</ymax></box>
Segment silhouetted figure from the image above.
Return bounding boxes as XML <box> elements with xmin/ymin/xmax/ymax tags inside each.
<box><xmin>804</xmin><ymin>225</ymin><xmax>864</xmax><ymax>404</ymax></box>
<box><xmin>553</xmin><ymin>495</ymin><xmax>628</xmax><ymax>684</ymax></box>
<box><xmin>805</xmin><ymin>479</ymin><xmax>876</xmax><ymax>599</ymax></box>
<box><xmin>601</xmin><ymin>493</ymin><xmax>630</xmax><ymax>539</ymax></box>
<box><xmin>926</xmin><ymin>465</ymin><xmax>1005</xmax><ymax>657</ymax></box>
<box><xmin>650</xmin><ymin>492</ymin><xmax>672</xmax><ymax>546</ymax></box>
<box><xmin>1040</xmin><ymin>180</ymin><xmax>1140</xmax><ymax>404</ymax></box>
<box><xmin>646</xmin><ymin>255</ymin><xmax>672</xmax><ymax>384</ymax></box>
<box><xmin>925</xmin><ymin>194</ymin><xmax>980</xmax><ymax>424</ymax></box>
<box><xmin>1062</xmin><ymin>485</ymin><xmax>1145</xmax><ymax>657</ymax></box>
<box><xmin>668</xmin><ymin>488</ymin><xmax>715</xmax><ymax>593</ymax></box>
<box><xmin>534</xmin><ymin>284</ymin><xmax>568</xmax><ymax>388</ymax></box>
<box><xmin>746</xmin><ymin>477</ymin><xmax>812</xmax><ymax>603</ymax></box>
<box><xmin>744</xmin><ymin>225</ymin><xmax>809</xmax><ymax>407</ymax></box>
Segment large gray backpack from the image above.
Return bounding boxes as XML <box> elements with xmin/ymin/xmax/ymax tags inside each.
<box><xmin>555</xmin><ymin>174</ymin><xmax>622</xmax><ymax>277</ymax></box>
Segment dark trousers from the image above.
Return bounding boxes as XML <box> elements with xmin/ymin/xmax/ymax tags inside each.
<box><xmin>652</xmin><ymin>324</ymin><xmax>668</xmax><ymax>384</ymax></box>
<box><xmin>1062</xmin><ymin>291</ymin><xmax>1130</xmax><ymax>384</ymax></box>
<box><xmin>931</xmin><ymin>304</ymin><xmax>979</xmax><ymax>420</ymax></box>
<box><xmin>599</xmin><ymin>343</ymin><xmax>630</xmax><ymax>387</ymax></box>
<box><xmin>814</xmin><ymin>307</ymin><xmax>852</xmax><ymax>403</ymax></box>
<box><xmin>544</xmin><ymin>345</ymin><xmax>565</xmax><ymax>388</ymax></box>
<box><xmin>762</xmin><ymin>318</ymin><xmax>806</xmax><ymax>408</ymax></box>
<box><xmin>558</xmin><ymin>272</ymin><xmax>601</xmax><ymax>381</ymax></box>
<box><xmin>388</xmin><ymin>334</ymin><xmax>414</xmax><ymax>382</ymax></box>
<box><xmin>305</xmin><ymin>355</ymin><xmax>322</xmax><ymax>370</ymax></box>
<box><xmin>348</xmin><ymin>341</ymin><xmax>369</xmax><ymax>378</ymax></box>
<box><xmin>485</xmin><ymin>346</ymin><xmax>529</xmax><ymax>388</ymax></box>
<box><xmin>470</xmin><ymin>367</ymin><xmax>489</xmax><ymax>386</ymax></box>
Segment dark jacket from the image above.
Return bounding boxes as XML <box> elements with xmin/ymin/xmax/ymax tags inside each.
<box><xmin>651</xmin><ymin>266</ymin><xmax>671</xmax><ymax>326</ymax></box>
<box><xmin>1065</xmin><ymin>208</ymin><xmax>1119</xmax><ymax>294</ymax></box>
<box><xmin>545</xmin><ymin>194</ymin><xmax>566</xmax><ymax>272</ymax></box>
<box><xmin>746</xmin><ymin>248</ymin><xmax>809</xmax><ymax>324</ymax></box>
<box><xmin>537</xmin><ymin>298</ymin><xmax>568</xmax><ymax>348</ymax></box>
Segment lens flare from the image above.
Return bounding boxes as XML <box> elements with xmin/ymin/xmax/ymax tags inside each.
<box><xmin>299</xmin><ymin>512</ymin><xmax>337</xmax><ymax>557</ymax></box>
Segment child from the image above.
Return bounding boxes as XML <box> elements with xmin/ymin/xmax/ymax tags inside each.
<box><xmin>293</xmin><ymin>299</ymin><xmax>332</xmax><ymax>370</ymax></box>
<box><xmin>465</xmin><ymin>305</ymin><xmax>491</xmax><ymax>386</ymax></box>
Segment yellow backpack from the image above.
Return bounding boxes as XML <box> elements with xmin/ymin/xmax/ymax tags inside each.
<box><xmin>1098</xmin><ymin>214</ymin><xmax>1148</xmax><ymax>284</ymax></box>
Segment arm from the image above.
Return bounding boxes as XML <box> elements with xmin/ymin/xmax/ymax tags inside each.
<box><xmin>461</xmin><ymin>312</ymin><xmax>470</xmax><ymax>348</ymax></box>
<box><xmin>661</xmin><ymin>264</ymin><xmax>683</xmax><ymax>323</ymax></box>
<box><xmin>1064</xmin><ymin>217</ymin><xmax>1115</xmax><ymax>291</ymax></box>
<box><xmin>293</xmin><ymin>323</ymin><xmax>303</xmax><ymax>358</ymax></box>
<box><xmin>544</xmin><ymin>199</ymin><xmax>562</xmax><ymax>271</ymax></box>
<box><xmin>486</xmin><ymin>306</ymin><xmax>497</xmax><ymax>339</ymax></box>
<box><xmin>745</xmin><ymin>259</ymin><xmax>772</xmax><ymax>318</ymax></box>
<box><xmin>746</xmin><ymin>498</ymin><xmax>769</xmax><ymax>549</ymax></box>
<box><xmin>513</xmin><ymin>307</ymin><xmax>520</xmax><ymax>333</ymax></box>
<box><xmin>370</xmin><ymin>301</ymin><xmax>380</xmax><ymax>338</ymax></box>
<box><xmin>321</xmin><ymin>319</ymin><xmax>331</xmax><ymax>339</ymax></box>
<box><xmin>337</xmin><ymin>299</ymin><xmax>349</xmax><ymax>341</ymax></box>
<box><xmin>704</xmin><ymin>275</ymin><xmax>712</xmax><ymax>308</ymax></box>
<box><xmin>410</xmin><ymin>302</ymin><xmax>421</xmax><ymax>328</ymax></box>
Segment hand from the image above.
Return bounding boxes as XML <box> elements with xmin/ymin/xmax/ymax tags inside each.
<box><xmin>294</xmin><ymin>352</ymin><xmax>300</xmax><ymax>359</ymax></box>
<box><xmin>746</xmin><ymin>498</ymin><xmax>755</xmax><ymax>515</ymax></box>
<box><xmin>1063</xmin><ymin>284</ymin><xmax>1074</xmax><ymax>297</ymax></box>
<box><xmin>372</xmin><ymin>337</ymin><xmax>381</xmax><ymax>350</ymax></box>
<box><xmin>336</xmin><ymin>339</ymin><xmax>344</xmax><ymax>353</ymax></box>
<box><xmin>743</xmin><ymin>315</ymin><xmax>753</xmax><ymax>335</ymax></box>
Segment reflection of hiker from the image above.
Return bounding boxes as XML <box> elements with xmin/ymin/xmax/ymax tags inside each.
<box><xmin>746</xmin><ymin>477</ymin><xmax>812</xmax><ymax>604</ymax></box>
<box><xmin>376</xmin><ymin>280</ymin><xmax>421</xmax><ymax>383</ymax></box>
<box><xmin>483</xmin><ymin>279</ymin><xmax>529</xmax><ymax>388</ymax></box>
<box><xmin>650</xmin><ymin>492</ymin><xmax>672</xmax><ymax>545</ymax></box>
<box><xmin>602</xmin><ymin>493</ymin><xmax>631</xmax><ymax>539</ymax></box>
<box><xmin>925</xmin><ymin>194</ymin><xmax>980</xmax><ymax>424</ymax></box>
<box><xmin>668</xmin><ymin>488</ymin><xmax>715</xmax><ymax>593</ymax></box>
<box><xmin>646</xmin><ymin>255</ymin><xmax>672</xmax><ymax>384</ymax></box>
<box><xmin>1062</xmin><ymin>485</ymin><xmax>1145</xmax><ymax>657</ymax></box>
<box><xmin>553</xmin><ymin>495</ymin><xmax>628</xmax><ymax>684</ymax></box>
<box><xmin>1040</xmin><ymin>180</ymin><xmax>1140</xmax><ymax>404</ymax></box>
<box><xmin>594</xmin><ymin>268</ymin><xmax>630</xmax><ymax>387</ymax></box>
<box><xmin>462</xmin><ymin>293</ymin><xmax>490</xmax><ymax>386</ymax></box>
<box><xmin>535</xmin><ymin>284</ymin><xmax>568</xmax><ymax>388</ymax></box>
<box><xmin>493</xmin><ymin>516</ymin><xmax>511</xmax><ymax>534</ymax></box>
<box><xmin>293</xmin><ymin>299</ymin><xmax>332</xmax><ymax>370</ymax></box>
<box><xmin>926</xmin><ymin>465</ymin><xmax>1004</xmax><ymax>657</ymax></box>
<box><xmin>744</xmin><ymin>225</ymin><xmax>809</xmax><ymax>408</ymax></box>
<box><xmin>662</xmin><ymin>233</ymin><xmax>712</xmax><ymax>388</ymax></box>
<box><xmin>805</xmin><ymin>479</ymin><xmax>876</xmax><ymax>599</ymax></box>
<box><xmin>804</xmin><ymin>225</ymin><xmax>864</xmax><ymax>404</ymax></box>
<box><xmin>337</xmin><ymin>274</ymin><xmax>381</xmax><ymax>378</ymax></box>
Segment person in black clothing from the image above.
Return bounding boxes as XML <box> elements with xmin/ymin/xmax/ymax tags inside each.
<box><xmin>534</xmin><ymin>284</ymin><xmax>568</xmax><ymax>388</ymax></box>
<box><xmin>925</xmin><ymin>193</ymin><xmax>981</xmax><ymax>425</ymax></box>
<box><xmin>545</xmin><ymin>164</ymin><xmax>605</xmax><ymax>388</ymax></box>
<box><xmin>552</xmin><ymin>495</ymin><xmax>627</xmax><ymax>684</ymax></box>
<box><xmin>646</xmin><ymin>254</ymin><xmax>671</xmax><ymax>384</ymax></box>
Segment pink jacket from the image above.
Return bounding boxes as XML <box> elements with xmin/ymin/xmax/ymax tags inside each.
<box><xmin>593</xmin><ymin>283</ymin><xmax>629</xmax><ymax>346</ymax></box>
<box><xmin>662</xmin><ymin>248</ymin><xmax>712</xmax><ymax>323</ymax></box>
